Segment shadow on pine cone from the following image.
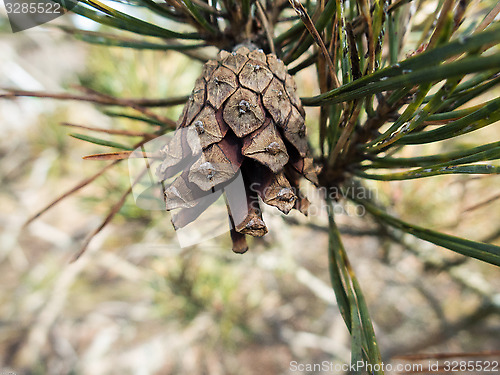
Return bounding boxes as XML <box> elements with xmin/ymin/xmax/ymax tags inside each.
<box><xmin>156</xmin><ymin>45</ymin><xmax>318</xmax><ymax>253</ymax></box>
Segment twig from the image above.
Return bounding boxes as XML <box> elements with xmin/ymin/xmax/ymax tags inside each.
<box><xmin>1</xmin><ymin>88</ymin><xmax>179</xmax><ymax>129</ymax></box>
<box><xmin>463</xmin><ymin>192</ymin><xmax>500</xmax><ymax>213</ymax></box>
<box><xmin>474</xmin><ymin>1</ymin><xmax>500</xmax><ymax>34</ymax></box>
<box><xmin>256</xmin><ymin>0</ymin><xmax>276</xmax><ymax>54</ymax></box>
<box><xmin>1</xmin><ymin>88</ymin><xmax>188</xmax><ymax>107</ymax></box>
<box><xmin>74</xmin><ymin>87</ymin><xmax>178</xmax><ymax>128</ymax></box>
<box><xmin>452</xmin><ymin>0</ymin><xmax>469</xmax><ymax>32</ymax></box>
<box><xmin>62</xmin><ymin>123</ymin><xmax>158</xmax><ymax>138</ymax></box>
<box><xmin>426</xmin><ymin>0</ymin><xmax>454</xmax><ymax>50</ymax></box>
<box><xmin>23</xmin><ymin>161</ymin><xmax>121</xmax><ymax>227</ymax></box>
<box><xmin>329</xmin><ymin>14</ymin><xmax>339</xmax><ymax>71</ymax></box>
<box><xmin>70</xmin><ymin>167</ymin><xmax>148</xmax><ymax>262</ymax></box>
<box><xmin>357</xmin><ymin>0</ymin><xmax>375</xmax><ymax>74</ymax></box>
<box><xmin>282</xmin><ymin>215</ymin><xmax>381</xmax><ymax>236</ymax></box>
<box><xmin>317</xmin><ymin>55</ymin><xmax>328</xmax><ymax>155</ymax></box>
<box><xmin>345</xmin><ymin>23</ymin><xmax>362</xmax><ymax>80</ymax></box>
<box><xmin>387</xmin><ymin>0</ymin><xmax>415</xmax><ymax>13</ymax></box>
<box><xmin>328</xmin><ymin>102</ymin><xmax>362</xmax><ymax>166</ymax></box>
<box><xmin>385</xmin><ymin>302</ymin><xmax>498</xmax><ymax>358</ymax></box>
<box><xmin>83</xmin><ymin>150</ymin><xmax>162</xmax><ymax>161</ymax></box>
<box><xmin>288</xmin><ymin>0</ymin><xmax>340</xmax><ymax>88</ymax></box>
<box><xmin>12</xmin><ymin>224</ymin><xmax>110</xmax><ymax>367</ymax></box>
<box><xmin>190</xmin><ymin>0</ymin><xmax>227</xmax><ymax>16</ymax></box>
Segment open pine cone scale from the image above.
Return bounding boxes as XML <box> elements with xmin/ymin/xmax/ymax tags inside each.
<box><xmin>157</xmin><ymin>46</ymin><xmax>317</xmax><ymax>253</ymax></box>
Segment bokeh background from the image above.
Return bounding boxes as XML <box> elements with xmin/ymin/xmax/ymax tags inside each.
<box><xmin>0</xmin><ymin>1</ymin><xmax>499</xmax><ymax>374</ymax></box>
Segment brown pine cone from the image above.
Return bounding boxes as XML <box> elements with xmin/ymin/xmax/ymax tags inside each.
<box><xmin>157</xmin><ymin>46</ymin><xmax>317</xmax><ymax>253</ymax></box>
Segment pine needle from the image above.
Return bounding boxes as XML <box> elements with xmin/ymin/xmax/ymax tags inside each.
<box><xmin>23</xmin><ymin>161</ymin><xmax>121</xmax><ymax>228</ymax></box>
<box><xmin>70</xmin><ymin>167</ymin><xmax>148</xmax><ymax>262</ymax></box>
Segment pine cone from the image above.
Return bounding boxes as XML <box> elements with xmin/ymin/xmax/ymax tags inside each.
<box><xmin>157</xmin><ymin>46</ymin><xmax>317</xmax><ymax>253</ymax></box>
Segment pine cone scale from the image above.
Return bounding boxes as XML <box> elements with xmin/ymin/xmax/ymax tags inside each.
<box><xmin>239</xmin><ymin>61</ymin><xmax>274</xmax><ymax>93</ymax></box>
<box><xmin>207</xmin><ymin>66</ymin><xmax>238</xmax><ymax>109</ymax></box>
<box><xmin>223</xmin><ymin>87</ymin><xmax>266</xmax><ymax>137</ymax></box>
<box><xmin>263</xmin><ymin>77</ymin><xmax>291</xmax><ymax>126</ymax></box>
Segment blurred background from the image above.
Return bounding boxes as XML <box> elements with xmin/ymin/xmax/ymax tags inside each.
<box><xmin>0</xmin><ymin>2</ymin><xmax>499</xmax><ymax>374</ymax></box>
